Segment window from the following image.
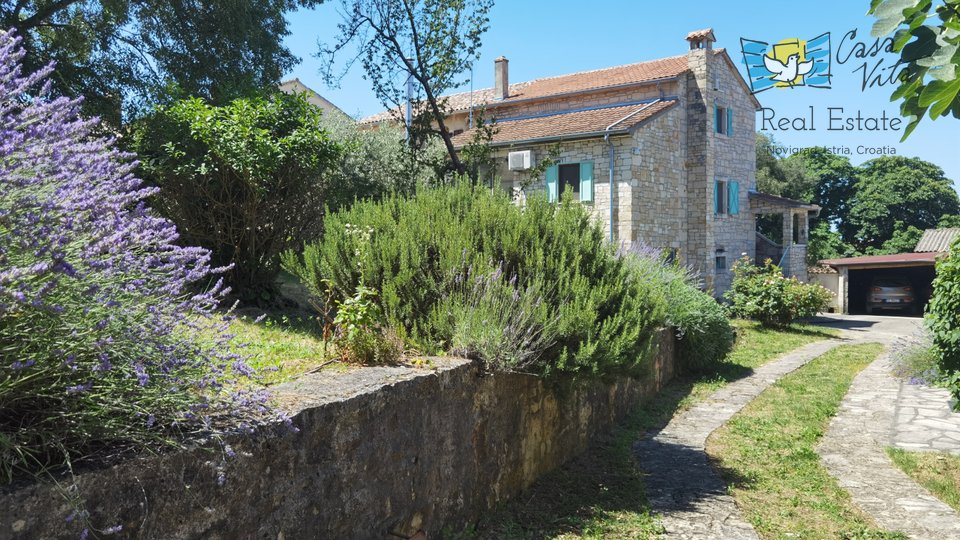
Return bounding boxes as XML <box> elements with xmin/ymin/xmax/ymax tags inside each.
<box><xmin>714</xmin><ymin>179</ymin><xmax>740</xmax><ymax>216</ymax></box>
<box><xmin>559</xmin><ymin>164</ymin><xmax>580</xmax><ymax>195</ymax></box>
<box><xmin>546</xmin><ymin>162</ymin><xmax>594</xmax><ymax>203</ymax></box>
<box><xmin>714</xmin><ymin>105</ymin><xmax>734</xmax><ymax>137</ymax></box>
<box><xmin>716</xmin><ymin>256</ymin><xmax>727</xmax><ymax>271</ymax></box>
<box><xmin>714</xmin><ymin>179</ymin><xmax>728</xmax><ymax>215</ymax></box>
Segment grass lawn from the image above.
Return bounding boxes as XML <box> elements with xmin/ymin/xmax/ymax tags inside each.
<box><xmin>228</xmin><ymin>314</ymin><xmax>342</xmax><ymax>386</ymax></box>
<box><xmin>887</xmin><ymin>449</ymin><xmax>960</xmax><ymax>512</ymax></box>
<box><xmin>467</xmin><ymin>320</ymin><xmax>838</xmax><ymax>539</ymax></box>
<box><xmin>706</xmin><ymin>343</ymin><xmax>906</xmax><ymax>540</ymax></box>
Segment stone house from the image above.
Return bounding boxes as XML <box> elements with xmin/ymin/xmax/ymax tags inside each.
<box><xmin>361</xmin><ymin>29</ymin><xmax>818</xmax><ymax>294</ymax></box>
<box><xmin>279</xmin><ymin>78</ymin><xmax>351</xmax><ymax>120</ymax></box>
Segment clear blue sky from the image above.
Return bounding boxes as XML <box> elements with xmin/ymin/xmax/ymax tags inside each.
<box><xmin>283</xmin><ymin>0</ymin><xmax>959</xmax><ymax>186</ymax></box>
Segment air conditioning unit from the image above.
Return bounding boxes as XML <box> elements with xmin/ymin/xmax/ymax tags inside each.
<box><xmin>508</xmin><ymin>150</ymin><xmax>534</xmax><ymax>171</ymax></box>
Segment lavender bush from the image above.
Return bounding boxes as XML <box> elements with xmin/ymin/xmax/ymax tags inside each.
<box><xmin>619</xmin><ymin>242</ymin><xmax>735</xmax><ymax>372</ymax></box>
<box><xmin>0</xmin><ymin>29</ymin><xmax>271</xmax><ymax>484</ymax></box>
<box><xmin>441</xmin><ymin>263</ymin><xmax>560</xmax><ymax>373</ymax></box>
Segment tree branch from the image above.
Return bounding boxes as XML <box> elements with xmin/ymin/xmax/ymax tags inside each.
<box><xmin>16</xmin><ymin>0</ymin><xmax>84</xmax><ymax>30</ymax></box>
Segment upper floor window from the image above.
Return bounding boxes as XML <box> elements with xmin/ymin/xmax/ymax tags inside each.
<box><xmin>714</xmin><ymin>105</ymin><xmax>734</xmax><ymax>137</ymax></box>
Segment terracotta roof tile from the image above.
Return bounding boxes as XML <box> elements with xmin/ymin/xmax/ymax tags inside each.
<box><xmin>450</xmin><ymin>99</ymin><xmax>678</xmax><ymax>147</ymax></box>
<box><xmin>686</xmin><ymin>28</ymin><xmax>715</xmax><ymax>41</ymax></box>
<box><xmin>358</xmin><ymin>51</ymin><xmax>726</xmax><ymax>124</ymax></box>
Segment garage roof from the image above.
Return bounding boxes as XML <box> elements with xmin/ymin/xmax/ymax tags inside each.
<box><xmin>821</xmin><ymin>252</ymin><xmax>940</xmax><ymax>269</ymax></box>
<box><xmin>915</xmin><ymin>228</ymin><xmax>960</xmax><ymax>253</ymax></box>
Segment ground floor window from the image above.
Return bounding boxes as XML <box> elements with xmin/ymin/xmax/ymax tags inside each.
<box><xmin>546</xmin><ymin>161</ymin><xmax>594</xmax><ymax>203</ymax></box>
<box><xmin>559</xmin><ymin>164</ymin><xmax>580</xmax><ymax>195</ymax></box>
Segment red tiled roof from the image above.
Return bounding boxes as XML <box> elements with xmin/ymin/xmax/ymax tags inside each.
<box><xmin>821</xmin><ymin>252</ymin><xmax>941</xmax><ymax>267</ymax></box>
<box><xmin>359</xmin><ymin>51</ymin><xmax>725</xmax><ymax>124</ymax></box>
<box><xmin>686</xmin><ymin>28</ymin><xmax>716</xmax><ymax>41</ymax></box>
<box><xmin>450</xmin><ymin>99</ymin><xmax>678</xmax><ymax>147</ymax></box>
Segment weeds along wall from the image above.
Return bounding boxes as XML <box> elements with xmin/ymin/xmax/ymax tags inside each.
<box><xmin>1</xmin><ymin>332</ymin><xmax>678</xmax><ymax>539</ymax></box>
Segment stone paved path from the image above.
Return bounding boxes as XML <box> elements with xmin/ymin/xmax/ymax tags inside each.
<box><xmin>893</xmin><ymin>381</ymin><xmax>960</xmax><ymax>454</ymax></box>
<box><xmin>817</xmin><ymin>323</ymin><xmax>960</xmax><ymax>540</ymax></box>
<box><xmin>635</xmin><ymin>339</ymin><xmax>845</xmax><ymax>539</ymax></box>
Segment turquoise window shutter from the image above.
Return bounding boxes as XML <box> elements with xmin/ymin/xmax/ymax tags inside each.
<box><xmin>579</xmin><ymin>161</ymin><xmax>594</xmax><ymax>203</ymax></box>
<box><xmin>729</xmin><ymin>180</ymin><xmax>740</xmax><ymax>215</ymax></box>
<box><xmin>546</xmin><ymin>164</ymin><xmax>559</xmax><ymax>202</ymax></box>
<box><xmin>727</xmin><ymin>108</ymin><xmax>734</xmax><ymax>137</ymax></box>
<box><xmin>714</xmin><ymin>179</ymin><xmax>721</xmax><ymax>213</ymax></box>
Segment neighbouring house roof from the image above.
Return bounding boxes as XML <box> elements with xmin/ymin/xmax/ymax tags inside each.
<box><xmin>450</xmin><ymin>99</ymin><xmax>678</xmax><ymax>147</ymax></box>
<box><xmin>278</xmin><ymin>78</ymin><xmax>350</xmax><ymax>119</ymax></box>
<box><xmin>747</xmin><ymin>190</ymin><xmax>821</xmax><ymax>212</ymax></box>
<box><xmin>915</xmin><ymin>228</ymin><xmax>960</xmax><ymax>253</ymax></box>
<box><xmin>821</xmin><ymin>252</ymin><xmax>941</xmax><ymax>269</ymax></box>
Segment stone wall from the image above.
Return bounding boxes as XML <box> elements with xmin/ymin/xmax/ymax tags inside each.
<box><xmin>707</xmin><ymin>53</ymin><xmax>759</xmax><ymax>294</ymax></box>
<box><xmin>1</xmin><ymin>332</ymin><xmax>678</xmax><ymax>539</ymax></box>
<box><xmin>491</xmin><ymin>135</ymin><xmax>636</xmax><ymax>243</ymax></box>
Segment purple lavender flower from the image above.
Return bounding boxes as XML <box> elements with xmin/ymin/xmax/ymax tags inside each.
<box><xmin>0</xmin><ymin>28</ymin><xmax>273</xmax><ymax>483</ymax></box>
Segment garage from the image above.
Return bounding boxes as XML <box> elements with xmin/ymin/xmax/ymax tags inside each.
<box><xmin>820</xmin><ymin>252</ymin><xmax>939</xmax><ymax>316</ymax></box>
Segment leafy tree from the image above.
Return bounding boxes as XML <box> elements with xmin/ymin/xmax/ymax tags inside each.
<box><xmin>755</xmin><ymin>133</ymin><xmax>817</xmax><ymax>243</ymax></box>
<box><xmin>807</xmin><ymin>222</ymin><xmax>860</xmax><ymax>263</ymax></box>
<box><xmin>869</xmin><ymin>0</ymin><xmax>960</xmax><ymax>139</ymax></box>
<box><xmin>319</xmin><ymin>107</ymin><xmax>431</xmax><ymax>200</ymax></box>
<box><xmin>787</xmin><ymin>147</ymin><xmax>859</xmax><ymax>232</ymax></box>
<box><xmin>755</xmin><ymin>133</ymin><xmax>815</xmax><ymax>201</ymax></box>
<box><xmin>848</xmin><ymin>156</ymin><xmax>959</xmax><ymax>250</ymax></box>
<box><xmin>1</xmin><ymin>0</ymin><xmax>319</xmax><ymax>125</ymax></box>
<box><xmin>940</xmin><ymin>213</ymin><xmax>960</xmax><ymax>227</ymax></box>
<box><xmin>869</xmin><ymin>221</ymin><xmax>925</xmax><ymax>254</ymax></box>
<box><xmin>133</xmin><ymin>93</ymin><xmax>341</xmax><ymax>301</ymax></box>
<box><xmin>319</xmin><ymin>0</ymin><xmax>494</xmax><ymax>177</ymax></box>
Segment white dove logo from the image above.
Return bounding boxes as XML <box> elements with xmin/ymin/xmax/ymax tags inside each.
<box><xmin>763</xmin><ymin>52</ymin><xmax>814</xmax><ymax>86</ymax></box>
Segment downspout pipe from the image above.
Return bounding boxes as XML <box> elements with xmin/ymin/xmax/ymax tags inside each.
<box><xmin>605</xmin><ymin>133</ymin><xmax>614</xmax><ymax>243</ymax></box>
<box><xmin>603</xmin><ymin>99</ymin><xmax>661</xmax><ymax>244</ymax></box>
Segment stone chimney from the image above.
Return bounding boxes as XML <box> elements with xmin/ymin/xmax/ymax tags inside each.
<box><xmin>494</xmin><ymin>56</ymin><xmax>509</xmax><ymax>100</ymax></box>
<box><xmin>685</xmin><ymin>28</ymin><xmax>716</xmax><ymax>50</ymax></box>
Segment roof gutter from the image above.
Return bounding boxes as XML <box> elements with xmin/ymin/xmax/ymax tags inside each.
<box><xmin>481</xmin><ymin>129</ymin><xmax>631</xmax><ymax>149</ymax></box>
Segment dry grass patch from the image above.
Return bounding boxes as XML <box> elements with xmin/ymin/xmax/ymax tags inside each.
<box><xmin>707</xmin><ymin>343</ymin><xmax>906</xmax><ymax>539</ymax></box>
<box><xmin>887</xmin><ymin>449</ymin><xmax>960</xmax><ymax>512</ymax></box>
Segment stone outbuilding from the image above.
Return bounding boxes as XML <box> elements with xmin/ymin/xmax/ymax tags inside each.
<box><xmin>362</xmin><ymin>29</ymin><xmax>818</xmax><ymax>294</ymax></box>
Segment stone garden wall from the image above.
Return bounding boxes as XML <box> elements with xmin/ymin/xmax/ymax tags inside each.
<box><xmin>1</xmin><ymin>330</ymin><xmax>678</xmax><ymax>539</ymax></box>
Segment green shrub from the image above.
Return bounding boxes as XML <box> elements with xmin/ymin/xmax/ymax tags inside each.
<box><xmin>725</xmin><ymin>256</ymin><xmax>833</xmax><ymax>327</ymax></box>
<box><xmin>928</xmin><ymin>238</ymin><xmax>960</xmax><ymax>402</ymax></box>
<box><xmin>133</xmin><ymin>93</ymin><xmax>340</xmax><ymax>301</ymax></box>
<box><xmin>284</xmin><ymin>182</ymin><xmax>665</xmax><ymax>378</ymax></box>
<box><xmin>443</xmin><ymin>265</ymin><xmax>559</xmax><ymax>373</ymax></box>
<box><xmin>620</xmin><ymin>245</ymin><xmax>735</xmax><ymax>372</ymax></box>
